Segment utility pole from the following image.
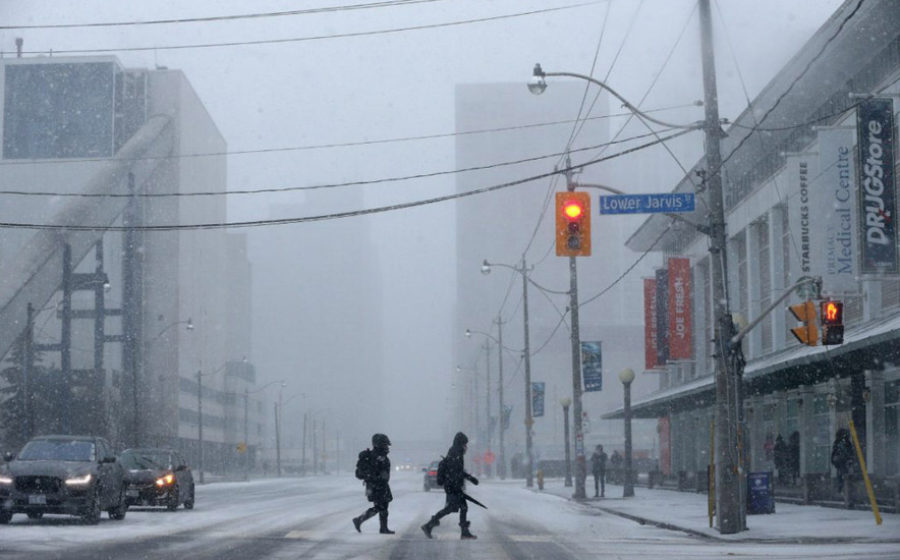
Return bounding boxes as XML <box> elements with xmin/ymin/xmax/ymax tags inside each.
<box><xmin>495</xmin><ymin>315</ymin><xmax>506</xmax><ymax>480</ymax></box>
<box><xmin>563</xmin><ymin>155</ymin><xmax>587</xmax><ymax>500</ymax></box>
<box><xmin>521</xmin><ymin>258</ymin><xmax>534</xmax><ymax>488</ymax></box>
<box><xmin>275</xmin><ymin>402</ymin><xmax>282</xmax><ymax>477</ymax></box>
<box><xmin>197</xmin><ymin>369</ymin><xmax>205</xmax><ymax>484</ymax></box>
<box><xmin>243</xmin><ymin>389</ymin><xmax>249</xmax><ymax>480</ymax></box>
<box><xmin>699</xmin><ymin>0</ymin><xmax>743</xmax><ymax>534</ymax></box>
<box><xmin>484</xmin><ymin>339</ymin><xmax>492</xmax><ymax>478</ymax></box>
<box><xmin>302</xmin><ymin>413</ymin><xmax>308</xmax><ymax>475</ymax></box>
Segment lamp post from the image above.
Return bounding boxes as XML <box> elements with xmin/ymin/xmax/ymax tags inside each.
<box><xmin>619</xmin><ymin>368</ymin><xmax>635</xmax><ymax>498</ymax></box>
<box><xmin>561</xmin><ymin>397</ymin><xmax>572</xmax><ymax>487</ymax></box>
<box><xmin>275</xmin><ymin>382</ymin><xmax>287</xmax><ymax>477</ymax></box>
<box><xmin>146</xmin><ymin>317</ymin><xmax>193</xmax><ymax>446</ymax></box>
<box><xmin>455</xmin><ymin>364</ymin><xmax>481</xmax><ymax>464</ymax></box>
<box><xmin>529</xmin><ymin>27</ymin><xmax>739</xmax><ymax>525</ymax></box>
<box><xmin>197</xmin><ymin>359</ymin><xmax>229</xmax><ymax>484</ymax></box>
<box><xmin>466</xmin><ymin>327</ymin><xmax>506</xmax><ymax>479</ymax></box>
<box><xmin>229</xmin><ymin>377</ymin><xmax>283</xmax><ymax>481</ymax></box>
<box><xmin>482</xmin><ymin>258</ymin><xmax>535</xmax><ymax>488</ymax></box>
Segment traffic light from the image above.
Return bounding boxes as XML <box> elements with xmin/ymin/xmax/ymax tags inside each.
<box><xmin>788</xmin><ymin>300</ymin><xmax>818</xmax><ymax>346</ymax></box>
<box><xmin>555</xmin><ymin>191</ymin><xmax>591</xmax><ymax>257</ymax></box>
<box><xmin>821</xmin><ymin>300</ymin><xmax>844</xmax><ymax>345</ymax></box>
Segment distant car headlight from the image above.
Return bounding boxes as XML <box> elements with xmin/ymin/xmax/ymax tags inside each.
<box><xmin>65</xmin><ymin>474</ymin><xmax>93</xmax><ymax>486</ymax></box>
<box><xmin>0</xmin><ymin>475</ymin><xmax>13</xmax><ymax>485</ymax></box>
<box><xmin>155</xmin><ymin>473</ymin><xmax>175</xmax><ymax>487</ymax></box>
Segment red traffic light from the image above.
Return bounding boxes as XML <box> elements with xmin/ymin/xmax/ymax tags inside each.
<box><xmin>820</xmin><ymin>300</ymin><xmax>844</xmax><ymax>345</ymax></box>
<box><xmin>563</xmin><ymin>202</ymin><xmax>583</xmax><ymax>220</ymax></box>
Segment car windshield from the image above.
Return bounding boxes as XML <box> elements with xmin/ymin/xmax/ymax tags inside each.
<box><xmin>18</xmin><ymin>440</ymin><xmax>95</xmax><ymax>462</ymax></box>
<box><xmin>119</xmin><ymin>451</ymin><xmax>169</xmax><ymax>470</ymax></box>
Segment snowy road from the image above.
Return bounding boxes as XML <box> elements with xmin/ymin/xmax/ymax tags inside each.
<box><xmin>0</xmin><ymin>472</ymin><xmax>897</xmax><ymax>559</ymax></box>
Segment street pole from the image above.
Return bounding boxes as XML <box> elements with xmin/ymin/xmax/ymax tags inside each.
<box><xmin>620</xmin><ymin>370</ymin><xmax>634</xmax><ymax>498</ymax></box>
<box><xmin>484</xmin><ymin>339</ymin><xmax>491</xmax><ymax>478</ymax></box>
<box><xmin>521</xmin><ymin>258</ymin><xmax>534</xmax><ymax>488</ymax></box>
<box><xmin>699</xmin><ymin>0</ymin><xmax>742</xmax><ymax>533</ymax></box>
<box><xmin>243</xmin><ymin>389</ymin><xmax>249</xmax><ymax>481</ymax></box>
<box><xmin>564</xmin><ymin>155</ymin><xmax>587</xmax><ymax>500</ymax></box>
<box><xmin>302</xmin><ymin>413</ymin><xmax>308</xmax><ymax>475</ymax></box>
<box><xmin>197</xmin><ymin>370</ymin><xmax>204</xmax><ymax>484</ymax></box>
<box><xmin>275</xmin><ymin>402</ymin><xmax>282</xmax><ymax>477</ymax></box>
<box><xmin>496</xmin><ymin>315</ymin><xmax>506</xmax><ymax>480</ymax></box>
<box><xmin>562</xmin><ymin>399</ymin><xmax>572</xmax><ymax>487</ymax></box>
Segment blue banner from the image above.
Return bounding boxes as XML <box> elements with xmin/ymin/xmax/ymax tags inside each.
<box><xmin>531</xmin><ymin>382</ymin><xmax>545</xmax><ymax>417</ymax></box>
<box><xmin>581</xmin><ymin>341</ymin><xmax>603</xmax><ymax>392</ymax></box>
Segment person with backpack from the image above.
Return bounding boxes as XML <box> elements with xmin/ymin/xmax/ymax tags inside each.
<box><xmin>352</xmin><ymin>433</ymin><xmax>395</xmax><ymax>534</ymax></box>
<box><xmin>421</xmin><ymin>431</ymin><xmax>479</xmax><ymax>540</ymax></box>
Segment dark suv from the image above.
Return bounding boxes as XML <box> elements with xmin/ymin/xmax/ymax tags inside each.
<box><xmin>120</xmin><ymin>448</ymin><xmax>195</xmax><ymax>510</ymax></box>
<box><xmin>0</xmin><ymin>435</ymin><xmax>127</xmax><ymax>524</ymax></box>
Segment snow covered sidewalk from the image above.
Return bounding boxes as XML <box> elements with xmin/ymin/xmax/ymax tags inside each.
<box><xmin>537</xmin><ymin>479</ymin><xmax>898</xmax><ymax>543</ymax></box>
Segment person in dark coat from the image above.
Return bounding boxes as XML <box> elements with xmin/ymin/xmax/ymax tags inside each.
<box><xmin>590</xmin><ymin>444</ymin><xmax>608</xmax><ymax>497</ymax></box>
<box><xmin>773</xmin><ymin>434</ymin><xmax>788</xmax><ymax>484</ymax></box>
<box><xmin>353</xmin><ymin>433</ymin><xmax>395</xmax><ymax>534</ymax></box>
<box><xmin>421</xmin><ymin>432</ymin><xmax>479</xmax><ymax>540</ymax></box>
<box><xmin>609</xmin><ymin>450</ymin><xmax>623</xmax><ymax>483</ymax></box>
<box><xmin>830</xmin><ymin>428</ymin><xmax>854</xmax><ymax>493</ymax></box>
<box><xmin>788</xmin><ymin>431</ymin><xmax>800</xmax><ymax>485</ymax></box>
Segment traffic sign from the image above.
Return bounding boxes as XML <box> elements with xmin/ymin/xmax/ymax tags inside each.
<box><xmin>598</xmin><ymin>193</ymin><xmax>695</xmax><ymax>215</ymax></box>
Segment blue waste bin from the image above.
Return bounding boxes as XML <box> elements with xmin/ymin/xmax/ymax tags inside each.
<box><xmin>747</xmin><ymin>471</ymin><xmax>775</xmax><ymax>514</ymax></box>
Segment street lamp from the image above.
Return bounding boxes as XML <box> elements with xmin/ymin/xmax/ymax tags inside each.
<box><xmin>528</xmin><ymin>46</ymin><xmax>739</xmax><ymax>518</ymax></box>
<box><xmin>275</xmin><ymin>382</ymin><xmax>288</xmax><ymax>477</ymax></box>
<box><xmin>140</xmin><ymin>317</ymin><xmax>193</xmax><ymax>447</ymax></box>
<box><xmin>197</xmin><ymin>359</ymin><xmax>232</xmax><ymax>484</ymax></box>
<box><xmin>618</xmin><ymin>368</ymin><xmax>635</xmax><ymax>498</ymax></box>
<box><xmin>455</xmin><ymin>364</ymin><xmax>481</xmax><ymax>464</ymax></box>
<box><xmin>481</xmin><ymin>258</ymin><xmax>535</xmax><ymax>488</ymax></box>
<box><xmin>561</xmin><ymin>397</ymin><xmax>572</xmax><ymax>487</ymax></box>
<box><xmin>465</xmin><ymin>328</ymin><xmax>499</xmax><ymax>478</ymax></box>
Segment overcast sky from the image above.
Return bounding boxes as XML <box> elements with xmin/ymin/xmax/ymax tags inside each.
<box><xmin>0</xmin><ymin>0</ymin><xmax>846</xmax><ymax>443</ymax></box>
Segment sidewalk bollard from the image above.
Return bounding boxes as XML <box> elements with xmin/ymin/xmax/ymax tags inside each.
<box><xmin>537</xmin><ymin>469</ymin><xmax>544</xmax><ymax>490</ymax></box>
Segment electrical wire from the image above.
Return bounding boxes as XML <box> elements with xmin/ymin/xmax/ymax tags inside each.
<box><xmin>0</xmin><ymin>128</ymin><xmax>674</xmax><ymax>199</ymax></box>
<box><xmin>0</xmin><ymin>128</ymin><xmax>694</xmax><ymax>230</ymax></box>
<box><xmin>19</xmin><ymin>2</ymin><xmax>604</xmax><ymax>55</ymax></box>
<box><xmin>0</xmin><ymin>0</ymin><xmax>443</xmax><ymax>29</ymax></box>
<box><xmin>0</xmin><ymin>104</ymin><xmax>696</xmax><ymax>169</ymax></box>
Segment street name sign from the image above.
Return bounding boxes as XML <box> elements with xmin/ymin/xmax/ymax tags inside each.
<box><xmin>598</xmin><ymin>193</ymin><xmax>695</xmax><ymax>215</ymax></box>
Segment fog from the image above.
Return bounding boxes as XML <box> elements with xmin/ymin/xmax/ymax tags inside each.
<box><xmin>0</xmin><ymin>0</ymin><xmax>843</xmax><ymax>464</ymax></box>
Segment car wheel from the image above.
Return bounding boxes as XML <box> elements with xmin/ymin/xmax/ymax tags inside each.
<box><xmin>26</xmin><ymin>512</ymin><xmax>44</xmax><ymax>520</ymax></box>
<box><xmin>183</xmin><ymin>484</ymin><xmax>195</xmax><ymax>510</ymax></box>
<box><xmin>108</xmin><ymin>489</ymin><xmax>128</xmax><ymax>521</ymax></box>
<box><xmin>0</xmin><ymin>511</ymin><xmax>12</xmax><ymax>524</ymax></box>
<box><xmin>81</xmin><ymin>488</ymin><xmax>102</xmax><ymax>525</ymax></box>
<box><xmin>166</xmin><ymin>486</ymin><xmax>179</xmax><ymax>511</ymax></box>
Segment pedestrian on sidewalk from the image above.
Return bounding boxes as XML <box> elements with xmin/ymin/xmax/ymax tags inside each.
<box><xmin>352</xmin><ymin>433</ymin><xmax>395</xmax><ymax>534</ymax></box>
<box><xmin>610</xmin><ymin>450</ymin><xmax>623</xmax><ymax>484</ymax></box>
<box><xmin>788</xmin><ymin>431</ymin><xmax>800</xmax><ymax>485</ymax></box>
<box><xmin>421</xmin><ymin>432</ymin><xmax>479</xmax><ymax>540</ymax></box>
<box><xmin>590</xmin><ymin>444</ymin><xmax>607</xmax><ymax>497</ymax></box>
<box><xmin>774</xmin><ymin>434</ymin><xmax>788</xmax><ymax>485</ymax></box>
<box><xmin>830</xmin><ymin>428</ymin><xmax>854</xmax><ymax>494</ymax></box>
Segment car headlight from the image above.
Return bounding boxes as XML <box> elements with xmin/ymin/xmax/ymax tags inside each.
<box><xmin>155</xmin><ymin>473</ymin><xmax>175</xmax><ymax>487</ymax></box>
<box><xmin>65</xmin><ymin>474</ymin><xmax>92</xmax><ymax>486</ymax></box>
<box><xmin>0</xmin><ymin>475</ymin><xmax>12</xmax><ymax>485</ymax></box>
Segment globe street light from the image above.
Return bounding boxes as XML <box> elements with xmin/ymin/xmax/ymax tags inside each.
<box><xmin>618</xmin><ymin>368</ymin><xmax>635</xmax><ymax>498</ymax></box>
<box><xmin>481</xmin><ymin>258</ymin><xmax>535</xmax><ymax>488</ymax></box>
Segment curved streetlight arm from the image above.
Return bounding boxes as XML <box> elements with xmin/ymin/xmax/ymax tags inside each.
<box><xmin>465</xmin><ymin>328</ymin><xmax>522</xmax><ymax>355</ymax></box>
<box><xmin>483</xmin><ymin>259</ymin><xmax>569</xmax><ymax>295</ymax></box>
<box><xmin>532</xmin><ymin>64</ymin><xmax>701</xmax><ymax>131</ymax></box>
<box><xmin>247</xmin><ymin>379</ymin><xmax>286</xmax><ymax>395</ymax></box>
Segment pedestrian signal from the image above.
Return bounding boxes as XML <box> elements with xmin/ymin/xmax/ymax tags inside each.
<box><xmin>555</xmin><ymin>192</ymin><xmax>591</xmax><ymax>257</ymax></box>
<box><xmin>788</xmin><ymin>300</ymin><xmax>818</xmax><ymax>346</ymax></box>
<box><xmin>821</xmin><ymin>300</ymin><xmax>844</xmax><ymax>345</ymax></box>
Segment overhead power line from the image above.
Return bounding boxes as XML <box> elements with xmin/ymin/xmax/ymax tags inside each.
<box><xmin>20</xmin><ymin>2</ymin><xmax>603</xmax><ymax>55</ymax></box>
<box><xmin>0</xmin><ymin>128</ymin><xmax>693</xmax><ymax>231</ymax></box>
<box><xmin>0</xmin><ymin>0</ymin><xmax>443</xmax><ymax>29</ymax></box>
<box><xmin>0</xmin><ymin>128</ymin><xmax>675</xmax><ymax>199</ymax></box>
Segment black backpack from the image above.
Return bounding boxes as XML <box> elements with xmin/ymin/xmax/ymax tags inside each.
<box><xmin>355</xmin><ymin>449</ymin><xmax>373</xmax><ymax>481</ymax></box>
<box><xmin>435</xmin><ymin>456</ymin><xmax>447</xmax><ymax>486</ymax></box>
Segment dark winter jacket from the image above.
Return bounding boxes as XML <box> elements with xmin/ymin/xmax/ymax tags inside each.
<box><xmin>830</xmin><ymin>429</ymin><xmax>854</xmax><ymax>474</ymax></box>
<box><xmin>442</xmin><ymin>432</ymin><xmax>477</xmax><ymax>495</ymax></box>
<box><xmin>590</xmin><ymin>450</ymin><xmax>607</xmax><ymax>475</ymax></box>
<box><xmin>364</xmin><ymin>447</ymin><xmax>393</xmax><ymax>503</ymax></box>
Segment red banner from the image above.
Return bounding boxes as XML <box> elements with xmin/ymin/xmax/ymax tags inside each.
<box><xmin>644</xmin><ymin>278</ymin><xmax>658</xmax><ymax>370</ymax></box>
<box><xmin>667</xmin><ymin>257</ymin><xmax>692</xmax><ymax>360</ymax></box>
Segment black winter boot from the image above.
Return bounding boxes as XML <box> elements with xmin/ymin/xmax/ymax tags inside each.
<box><xmin>421</xmin><ymin>517</ymin><xmax>439</xmax><ymax>539</ymax></box>
<box><xmin>353</xmin><ymin>509</ymin><xmax>376</xmax><ymax>532</ymax></box>
<box><xmin>379</xmin><ymin>511</ymin><xmax>395</xmax><ymax>534</ymax></box>
<box><xmin>460</xmin><ymin>521</ymin><xmax>477</xmax><ymax>540</ymax></box>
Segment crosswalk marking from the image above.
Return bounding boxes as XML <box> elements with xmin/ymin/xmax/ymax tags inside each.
<box><xmin>284</xmin><ymin>530</ymin><xmax>318</xmax><ymax>540</ymax></box>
